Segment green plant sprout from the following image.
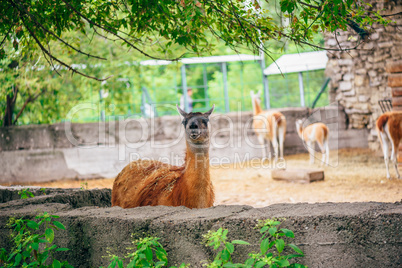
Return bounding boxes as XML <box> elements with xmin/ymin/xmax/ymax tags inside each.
<box><xmin>18</xmin><ymin>188</ymin><xmax>35</xmax><ymax>199</ymax></box>
<box><xmin>40</xmin><ymin>188</ymin><xmax>47</xmax><ymax>195</ymax></box>
<box><xmin>103</xmin><ymin>236</ymin><xmax>188</xmax><ymax>268</ymax></box>
<box><xmin>0</xmin><ymin>212</ymin><xmax>72</xmax><ymax>268</ymax></box>
<box><xmin>80</xmin><ymin>182</ymin><xmax>89</xmax><ymax>191</ymax></box>
<box><xmin>202</xmin><ymin>219</ymin><xmax>307</xmax><ymax>268</ymax></box>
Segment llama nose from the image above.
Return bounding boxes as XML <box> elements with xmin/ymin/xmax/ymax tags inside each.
<box><xmin>190</xmin><ymin>129</ymin><xmax>201</xmax><ymax>139</ymax></box>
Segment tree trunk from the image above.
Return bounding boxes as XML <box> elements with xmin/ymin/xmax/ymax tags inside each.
<box><xmin>2</xmin><ymin>85</ymin><xmax>18</xmax><ymax>127</ymax></box>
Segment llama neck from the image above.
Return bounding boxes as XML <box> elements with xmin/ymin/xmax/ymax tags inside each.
<box><xmin>184</xmin><ymin>142</ymin><xmax>210</xmax><ymax>186</ymax></box>
<box><xmin>252</xmin><ymin>97</ymin><xmax>263</xmax><ymax>115</ymax></box>
<box><xmin>181</xmin><ymin>142</ymin><xmax>213</xmax><ymax>208</ymax></box>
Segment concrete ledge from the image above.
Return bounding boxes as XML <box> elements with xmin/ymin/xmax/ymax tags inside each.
<box><xmin>0</xmin><ymin>188</ymin><xmax>400</xmax><ymax>268</ymax></box>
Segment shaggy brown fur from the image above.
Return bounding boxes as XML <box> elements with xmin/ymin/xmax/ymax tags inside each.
<box><xmin>112</xmin><ymin>106</ymin><xmax>215</xmax><ymax>208</ymax></box>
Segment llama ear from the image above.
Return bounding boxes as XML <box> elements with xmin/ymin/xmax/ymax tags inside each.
<box><xmin>250</xmin><ymin>90</ymin><xmax>255</xmax><ymax>97</ymax></box>
<box><xmin>204</xmin><ymin>104</ymin><xmax>215</xmax><ymax>117</ymax></box>
<box><xmin>176</xmin><ymin>104</ymin><xmax>188</xmax><ymax>117</ymax></box>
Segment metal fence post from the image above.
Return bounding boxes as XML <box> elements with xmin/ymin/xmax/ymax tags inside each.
<box><xmin>298</xmin><ymin>72</ymin><xmax>305</xmax><ymax>107</ymax></box>
<box><xmin>222</xmin><ymin>62</ymin><xmax>230</xmax><ymax>113</ymax></box>
<box><xmin>181</xmin><ymin>64</ymin><xmax>189</xmax><ymax>112</ymax></box>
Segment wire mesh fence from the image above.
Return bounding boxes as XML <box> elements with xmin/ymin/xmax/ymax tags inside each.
<box><xmin>62</xmin><ymin>62</ymin><xmax>328</xmax><ymax>123</ymax></box>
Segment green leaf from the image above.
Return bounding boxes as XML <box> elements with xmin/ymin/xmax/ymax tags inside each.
<box><xmin>144</xmin><ymin>247</ymin><xmax>153</xmax><ymax>261</ymax></box>
<box><xmin>226</xmin><ymin>242</ymin><xmax>234</xmax><ymax>254</ymax></box>
<box><xmin>48</xmin><ymin>244</ymin><xmax>58</xmax><ymax>251</ymax></box>
<box><xmin>32</xmin><ymin>243</ymin><xmax>39</xmax><ymax>251</ymax></box>
<box><xmin>288</xmin><ymin>244</ymin><xmax>304</xmax><ymax>255</ymax></box>
<box><xmin>276</xmin><ymin>259</ymin><xmax>290</xmax><ymax>267</ymax></box>
<box><xmin>223</xmin><ymin>263</ymin><xmax>237</xmax><ymax>268</ymax></box>
<box><xmin>22</xmin><ymin>251</ymin><xmax>31</xmax><ymax>258</ymax></box>
<box><xmin>269</xmin><ymin>227</ymin><xmax>277</xmax><ymax>236</ymax></box>
<box><xmin>280</xmin><ymin>229</ymin><xmax>294</xmax><ymax>238</ymax></box>
<box><xmin>45</xmin><ymin>228</ymin><xmax>55</xmax><ymax>243</ymax></box>
<box><xmin>245</xmin><ymin>258</ymin><xmax>255</xmax><ymax>266</ymax></box>
<box><xmin>52</xmin><ymin>259</ymin><xmax>61</xmax><ymax>268</ymax></box>
<box><xmin>260</xmin><ymin>238</ymin><xmax>269</xmax><ymax>254</ymax></box>
<box><xmin>53</xmin><ymin>221</ymin><xmax>66</xmax><ymax>230</ymax></box>
<box><xmin>284</xmin><ymin>254</ymin><xmax>304</xmax><ymax>259</ymax></box>
<box><xmin>14</xmin><ymin>253</ymin><xmax>22</xmax><ymax>266</ymax></box>
<box><xmin>275</xmin><ymin>239</ymin><xmax>285</xmax><ymax>254</ymax></box>
<box><xmin>55</xmin><ymin>248</ymin><xmax>70</xmax><ymax>252</ymax></box>
<box><xmin>232</xmin><ymin>240</ymin><xmax>250</xmax><ymax>245</ymax></box>
<box><xmin>155</xmin><ymin>247</ymin><xmax>168</xmax><ymax>263</ymax></box>
<box><xmin>255</xmin><ymin>261</ymin><xmax>266</xmax><ymax>268</ymax></box>
<box><xmin>27</xmin><ymin>221</ymin><xmax>39</xmax><ymax>230</ymax></box>
<box><xmin>223</xmin><ymin>229</ymin><xmax>228</xmax><ymax>236</ymax></box>
<box><xmin>260</xmin><ymin>226</ymin><xmax>269</xmax><ymax>233</ymax></box>
<box><xmin>221</xmin><ymin>249</ymin><xmax>230</xmax><ymax>261</ymax></box>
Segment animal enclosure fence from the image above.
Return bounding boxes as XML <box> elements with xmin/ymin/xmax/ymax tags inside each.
<box><xmin>64</xmin><ymin>54</ymin><xmax>329</xmax><ymax>123</ymax></box>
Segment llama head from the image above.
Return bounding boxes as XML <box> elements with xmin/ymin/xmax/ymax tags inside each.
<box><xmin>250</xmin><ymin>90</ymin><xmax>261</xmax><ymax>104</ymax></box>
<box><xmin>177</xmin><ymin>105</ymin><xmax>214</xmax><ymax>147</ymax></box>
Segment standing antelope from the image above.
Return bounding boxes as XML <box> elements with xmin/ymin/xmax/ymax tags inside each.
<box><xmin>250</xmin><ymin>91</ymin><xmax>286</xmax><ymax>161</ymax></box>
<box><xmin>111</xmin><ymin>105</ymin><xmax>215</xmax><ymax>209</ymax></box>
<box><xmin>376</xmin><ymin>111</ymin><xmax>402</xmax><ymax>179</ymax></box>
<box><xmin>295</xmin><ymin>119</ymin><xmax>329</xmax><ymax>165</ymax></box>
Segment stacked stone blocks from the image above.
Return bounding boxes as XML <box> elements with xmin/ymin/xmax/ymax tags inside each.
<box><xmin>324</xmin><ymin>0</ymin><xmax>402</xmax><ymax>151</ymax></box>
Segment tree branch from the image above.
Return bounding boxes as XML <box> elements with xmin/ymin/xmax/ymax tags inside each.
<box><xmin>10</xmin><ymin>0</ymin><xmax>107</xmax><ymax>61</ymax></box>
<box><xmin>298</xmin><ymin>1</ymin><xmax>321</xmax><ymax>10</ymax></box>
<box><xmin>60</xmin><ymin>0</ymin><xmax>182</xmax><ymax>62</ymax></box>
<box><xmin>0</xmin><ymin>25</ymin><xmax>13</xmax><ymax>48</ymax></box>
<box><xmin>21</xmin><ymin>16</ymin><xmax>111</xmax><ymax>81</ymax></box>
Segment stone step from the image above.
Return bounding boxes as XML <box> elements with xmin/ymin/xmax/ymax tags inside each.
<box><xmin>271</xmin><ymin>168</ymin><xmax>324</xmax><ymax>183</ymax></box>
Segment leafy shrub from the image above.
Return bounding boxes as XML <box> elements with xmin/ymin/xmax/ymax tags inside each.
<box><xmin>17</xmin><ymin>188</ymin><xmax>35</xmax><ymax>199</ymax></box>
<box><xmin>202</xmin><ymin>219</ymin><xmax>306</xmax><ymax>268</ymax></box>
<box><xmin>0</xmin><ymin>212</ymin><xmax>71</xmax><ymax>268</ymax></box>
<box><xmin>103</xmin><ymin>236</ymin><xmax>188</xmax><ymax>268</ymax></box>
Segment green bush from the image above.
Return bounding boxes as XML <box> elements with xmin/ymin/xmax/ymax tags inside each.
<box><xmin>0</xmin><ymin>212</ymin><xmax>71</xmax><ymax>268</ymax></box>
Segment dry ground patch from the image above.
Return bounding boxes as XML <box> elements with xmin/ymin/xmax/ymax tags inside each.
<box><xmin>8</xmin><ymin>148</ymin><xmax>401</xmax><ymax>207</ymax></box>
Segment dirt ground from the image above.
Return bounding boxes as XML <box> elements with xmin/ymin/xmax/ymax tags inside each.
<box><xmin>14</xmin><ymin>148</ymin><xmax>402</xmax><ymax>207</ymax></box>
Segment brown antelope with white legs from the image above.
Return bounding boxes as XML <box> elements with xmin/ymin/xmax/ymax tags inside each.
<box><xmin>295</xmin><ymin>119</ymin><xmax>329</xmax><ymax>166</ymax></box>
<box><xmin>376</xmin><ymin>111</ymin><xmax>402</xmax><ymax>180</ymax></box>
<box><xmin>111</xmin><ymin>105</ymin><xmax>215</xmax><ymax>209</ymax></box>
<box><xmin>250</xmin><ymin>91</ymin><xmax>286</xmax><ymax>161</ymax></box>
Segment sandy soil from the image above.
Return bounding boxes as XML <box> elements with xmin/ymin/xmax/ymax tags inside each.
<box><xmin>12</xmin><ymin>148</ymin><xmax>402</xmax><ymax>207</ymax></box>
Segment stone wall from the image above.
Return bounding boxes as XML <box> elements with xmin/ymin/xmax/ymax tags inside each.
<box><xmin>0</xmin><ymin>107</ymin><xmax>368</xmax><ymax>184</ymax></box>
<box><xmin>324</xmin><ymin>0</ymin><xmax>402</xmax><ymax>151</ymax></box>
<box><xmin>0</xmin><ymin>187</ymin><xmax>401</xmax><ymax>268</ymax></box>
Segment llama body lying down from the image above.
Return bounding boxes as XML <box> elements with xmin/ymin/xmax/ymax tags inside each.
<box><xmin>111</xmin><ymin>105</ymin><xmax>215</xmax><ymax>209</ymax></box>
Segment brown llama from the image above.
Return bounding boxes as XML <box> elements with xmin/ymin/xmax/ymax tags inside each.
<box><xmin>295</xmin><ymin>119</ymin><xmax>329</xmax><ymax>166</ymax></box>
<box><xmin>376</xmin><ymin>111</ymin><xmax>402</xmax><ymax>179</ymax></box>
<box><xmin>250</xmin><ymin>91</ymin><xmax>286</xmax><ymax>161</ymax></box>
<box><xmin>111</xmin><ymin>105</ymin><xmax>215</xmax><ymax>209</ymax></box>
